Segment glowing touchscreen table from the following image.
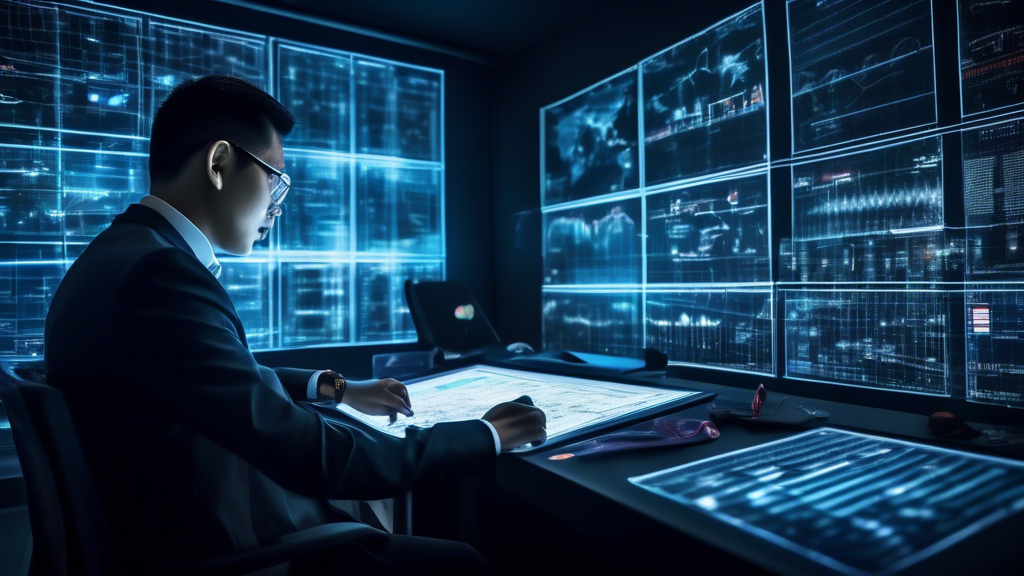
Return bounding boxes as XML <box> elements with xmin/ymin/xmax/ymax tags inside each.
<box><xmin>630</xmin><ymin>428</ymin><xmax>1024</xmax><ymax>575</ymax></box>
<box><xmin>336</xmin><ymin>365</ymin><xmax>700</xmax><ymax>446</ymax></box>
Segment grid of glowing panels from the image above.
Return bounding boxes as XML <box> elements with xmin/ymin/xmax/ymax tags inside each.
<box><xmin>0</xmin><ymin>0</ymin><xmax>444</xmax><ymax>356</ymax></box>
<box><xmin>542</xmin><ymin>0</ymin><xmax>1024</xmax><ymax>406</ymax></box>
<box><xmin>541</xmin><ymin>4</ymin><xmax>772</xmax><ymax>375</ymax></box>
<box><xmin>958</xmin><ymin>0</ymin><xmax>1024</xmax><ymax>408</ymax></box>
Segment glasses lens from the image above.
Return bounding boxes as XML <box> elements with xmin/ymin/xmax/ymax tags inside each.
<box><xmin>270</xmin><ymin>172</ymin><xmax>290</xmax><ymax>204</ymax></box>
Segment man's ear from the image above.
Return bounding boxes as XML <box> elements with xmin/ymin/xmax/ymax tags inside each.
<box><xmin>207</xmin><ymin>140</ymin><xmax>231</xmax><ymax>191</ymax></box>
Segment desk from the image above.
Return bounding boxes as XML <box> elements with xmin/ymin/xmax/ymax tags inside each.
<box><xmin>487</xmin><ymin>375</ymin><xmax>1024</xmax><ymax>575</ymax></box>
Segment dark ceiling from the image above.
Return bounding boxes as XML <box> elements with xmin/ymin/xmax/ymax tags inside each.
<box><xmin>255</xmin><ymin>0</ymin><xmax>622</xmax><ymax>61</ymax></box>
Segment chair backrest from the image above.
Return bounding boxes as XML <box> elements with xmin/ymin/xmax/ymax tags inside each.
<box><xmin>0</xmin><ymin>362</ymin><xmax>113</xmax><ymax>575</ymax></box>
<box><xmin>404</xmin><ymin>280</ymin><xmax>501</xmax><ymax>351</ymax></box>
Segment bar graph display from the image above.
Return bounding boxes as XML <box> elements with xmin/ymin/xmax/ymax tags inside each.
<box><xmin>543</xmin><ymin>69</ymin><xmax>639</xmax><ymax>206</ymax></box>
<box><xmin>646</xmin><ymin>288</ymin><xmax>773</xmax><ymax>374</ymax></box>
<box><xmin>784</xmin><ymin>290</ymin><xmax>949</xmax><ymax>395</ymax></box>
<box><xmin>642</xmin><ymin>4</ymin><xmax>766</xmax><ymax>185</ymax></box>
<box><xmin>959</xmin><ymin>0</ymin><xmax>1024</xmax><ymax>117</ymax></box>
<box><xmin>0</xmin><ymin>0</ymin><xmax>445</xmax><ymax>355</ymax></box>
<box><xmin>646</xmin><ymin>173</ymin><xmax>769</xmax><ymax>284</ymax></box>
<box><xmin>631</xmin><ymin>428</ymin><xmax>1024</xmax><ymax>576</ymax></box>
<box><xmin>788</xmin><ymin>0</ymin><xmax>937</xmax><ymax>152</ymax></box>
<box><xmin>967</xmin><ymin>290</ymin><xmax>1024</xmax><ymax>408</ymax></box>
<box><xmin>543</xmin><ymin>199</ymin><xmax>641</xmax><ymax>285</ymax></box>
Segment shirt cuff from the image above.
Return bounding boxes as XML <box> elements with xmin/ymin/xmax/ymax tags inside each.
<box><xmin>479</xmin><ymin>419</ymin><xmax>502</xmax><ymax>455</ymax></box>
<box><xmin>307</xmin><ymin>370</ymin><xmax>328</xmax><ymax>400</ymax></box>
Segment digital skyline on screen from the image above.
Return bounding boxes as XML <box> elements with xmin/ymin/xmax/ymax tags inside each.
<box><xmin>543</xmin><ymin>199</ymin><xmax>641</xmax><ymax>285</ymax></box>
<box><xmin>646</xmin><ymin>288</ymin><xmax>773</xmax><ymax>374</ymax></box>
<box><xmin>642</xmin><ymin>4</ymin><xmax>766</xmax><ymax>186</ymax></box>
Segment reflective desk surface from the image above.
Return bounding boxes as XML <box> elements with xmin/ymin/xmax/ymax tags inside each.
<box><xmin>494</xmin><ymin>374</ymin><xmax>1024</xmax><ymax>576</ymax></box>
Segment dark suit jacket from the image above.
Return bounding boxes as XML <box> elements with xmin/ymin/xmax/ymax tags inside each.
<box><xmin>44</xmin><ymin>203</ymin><xmax>496</xmax><ymax>569</ymax></box>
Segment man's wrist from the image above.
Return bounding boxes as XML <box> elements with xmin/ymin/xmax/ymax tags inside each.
<box><xmin>317</xmin><ymin>371</ymin><xmax>346</xmax><ymax>403</ymax></box>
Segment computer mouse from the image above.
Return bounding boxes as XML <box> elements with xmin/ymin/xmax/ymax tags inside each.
<box><xmin>506</xmin><ymin>342</ymin><xmax>535</xmax><ymax>354</ymax></box>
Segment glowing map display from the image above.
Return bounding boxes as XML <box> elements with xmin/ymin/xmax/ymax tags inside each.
<box><xmin>336</xmin><ymin>365</ymin><xmax>699</xmax><ymax>449</ymax></box>
<box><xmin>631</xmin><ymin>428</ymin><xmax>1024</xmax><ymax>576</ymax></box>
<box><xmin>543</xmin><ymin>69</ymin><xmax>639</xmax><ymax>206</ymax></box>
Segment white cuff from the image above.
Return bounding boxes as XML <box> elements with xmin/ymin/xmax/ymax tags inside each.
<box><xmin>479</xmin><ymin>419</ymin><xmax>502</xmax><ymax>455</ymax></box>
<box><xmin>307</xmin><ymin>370</ymin><xmax>328</xmax><ymax>400</ymax></box>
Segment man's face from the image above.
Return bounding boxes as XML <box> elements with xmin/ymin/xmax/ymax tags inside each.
<box><xmin>210</xmin><ymin>135</ymin><xmax>286</xmax><ymax>256</ymax></box>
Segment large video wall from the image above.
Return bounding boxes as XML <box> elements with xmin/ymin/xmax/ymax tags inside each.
<box><xmin>0</xmin><ymin>0</ymin><xmax>445</xmax><ymax>356</ymax></box>
<box><xmin>541</xmin><ymin>0</ymin><xmax>1024</xmax><ymax>408</ymax></box>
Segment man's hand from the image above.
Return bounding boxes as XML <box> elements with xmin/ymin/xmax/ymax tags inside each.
<box><xmin>482</xmin><ymin>402</ymin><xmax>547</xmax><ymax>452</ymax></box>
<box><xmin>337</xmin><ymin>378</ymin><xmax>414</xmax><ymax>424</ymax></box>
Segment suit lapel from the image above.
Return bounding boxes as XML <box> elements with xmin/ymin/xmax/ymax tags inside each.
<box><xmin>111</xmin><ymin>204</ymin><xmax>251</xmax><ymax>350</ymax></box>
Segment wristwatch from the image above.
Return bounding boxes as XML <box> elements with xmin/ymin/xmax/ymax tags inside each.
<box><xmin>317</xmin><ymin>370</ymin><xmax>347</xmax><ymax>403</ymax></box>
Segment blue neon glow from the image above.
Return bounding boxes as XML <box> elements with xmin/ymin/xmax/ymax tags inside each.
<box><xmin>631</xmin><ymin>428</ymin><xmax>1024</xmax><ymax>576</ymax></box>
<box><xmin>0</xmin><ymin>0</ymin><xmax>444</xmax><ymax>356</ymax></box>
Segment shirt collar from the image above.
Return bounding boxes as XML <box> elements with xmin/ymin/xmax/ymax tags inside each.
<box><xmin>138</xmin><ymin>195</ymin><xmax>220</xmax><ymax>274</ymax></box>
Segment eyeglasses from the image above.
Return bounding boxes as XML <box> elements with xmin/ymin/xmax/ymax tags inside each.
<box><xmin>227</xmin><ymin>140</ymin><xmax>291</xmax><ymax>217</ymax></box>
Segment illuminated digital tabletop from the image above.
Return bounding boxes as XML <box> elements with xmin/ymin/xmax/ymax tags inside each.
<box><xmin>335</xmin><ymin>365</ymin><xmax>704</xmax><ymax>451</ymax></box>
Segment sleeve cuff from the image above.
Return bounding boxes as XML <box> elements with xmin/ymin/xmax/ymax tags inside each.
<box><xmin>479</xmin><ymin>419</ymin><xmax>502</xmax><ymax>455</ymax></box>
<box><xmin>307</xmin><ymin>370</ymin><xmax>327</xmax><ymax>400</ymax></box>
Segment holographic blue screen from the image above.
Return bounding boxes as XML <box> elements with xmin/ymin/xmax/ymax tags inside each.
<box><xmin>631</xmin><ymin>428</ymin><xmax>1024</xmax><ymax>576</ymax></box>
<box><xmin>959</xmin><ymin>0</ymin><xmax>1024</xmax><ymax>117</ymax></box>
<box><xmin>541</xmin><ymin>4</ymin><xmax>773</xmax><ymax>376</ymax></box>
<box><xmin>642</xmin><ymin>4</ymin><xmax>766</xmax><ymax>185</ymax></box>
<box><xmin>788</xmin><ymin>0</ymin><xmax>937</xmax><ymax>153</ymax></box>
<box><xmin>0</xmin><ymin>0</ymin><xmax>444</xmax><ymax>356</ymax></box>
<box><xmin>540</xmin><ymin>0</ymin><xmax>1024</xmax><ymax>405</ymax></box>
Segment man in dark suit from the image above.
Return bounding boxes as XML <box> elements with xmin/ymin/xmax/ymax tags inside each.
<box><xmin>44</xmin><ymin>75</ymin><xmax>546</xmax><ymax>574</ymax></box>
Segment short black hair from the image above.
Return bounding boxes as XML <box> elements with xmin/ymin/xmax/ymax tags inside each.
<box><xmin>148</xmin><ymin>75</ymin><xmax>295</xmax><ymax>181</ymax></box>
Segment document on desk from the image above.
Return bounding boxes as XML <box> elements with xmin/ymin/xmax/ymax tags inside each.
<box><xmin>335</xmin><ymin>365</ymin><xmax>699</xmax><ymax>442</ymax></box>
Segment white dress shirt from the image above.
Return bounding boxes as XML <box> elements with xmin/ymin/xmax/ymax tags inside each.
<box><xmin>135</xmin><ymin>195</ymin><xmax>502</xmax><ymax>455</ymax></box>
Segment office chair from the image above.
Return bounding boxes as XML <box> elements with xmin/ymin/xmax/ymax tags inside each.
<box><xmin>0</xmin><ymin>362</ymin><xmax>386</xmax><ymax>576</ymax></box>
